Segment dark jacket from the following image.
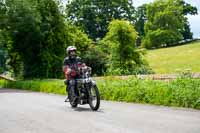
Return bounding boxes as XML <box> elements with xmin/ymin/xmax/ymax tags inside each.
<box><xmin>63</xmin><ymin>56</ymin><xmax>82</xmax><ymax>67</ymax></box>
<box><xmin>63</xmin><ymin>56</ymin><xmax>82</xmax><ymax>79</ymax></box>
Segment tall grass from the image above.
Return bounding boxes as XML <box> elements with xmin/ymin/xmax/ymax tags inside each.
<box><xmin>97</xmin><ymin>77</ymin><xmax>200</xmax><ymax>109</ymax></box>
<box><xmin>0</xmin><ymin>78</ymin><xmax>200</xmax><ymax>109</ymax></box>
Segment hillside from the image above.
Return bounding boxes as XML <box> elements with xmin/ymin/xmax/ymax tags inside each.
<box><xmin>146</xmin><ymin>40</ymin><xmax>200</xmax><ymax>74</ymax></box>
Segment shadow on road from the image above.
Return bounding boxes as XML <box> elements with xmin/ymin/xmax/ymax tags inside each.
<box><xmin>71</xmin><ymin>106</ymin><xmax>104</xmax><ymax>113</ymax></box>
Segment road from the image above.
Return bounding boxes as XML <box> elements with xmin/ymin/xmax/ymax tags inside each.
<box><xmin>0</xmin><ymin>88</ymin><xmax>200</xmax><ymax>133</ymax></box>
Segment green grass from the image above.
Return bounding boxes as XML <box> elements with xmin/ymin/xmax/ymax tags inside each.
<box><xmin>97</xmin><ymin>77</ymin><xmax>200</xmax><ymax>109</ymax></box>
<box><xmin>146</xmin><ymin>40</ymin><xmax>200</xmax><ymax>74</ymax></box>
<box><xmin>0</xmin><ymin>79</ymin><xmax>66</xmax><ymax>95</ymax></box>
<box><xmin>1</xmin><ymin>77</ymin><xmax>200</xmax><ymax>109</ymax></box>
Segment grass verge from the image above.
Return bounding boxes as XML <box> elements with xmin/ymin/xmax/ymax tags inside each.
<box><xmin>0</xmin><ymin>79</ymin><xmax>66</xmax><ymax>95</ymax></box>
<box><xmin>0</xmin><ymin>77</ymin><xmax>200</xmax><ymax>109</ymax></box>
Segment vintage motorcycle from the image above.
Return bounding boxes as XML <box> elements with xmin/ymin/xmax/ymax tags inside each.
<box><xmin>66</xmin><ymin>66</ymin><xmax>100</xmax><ymax>111</ymax></box>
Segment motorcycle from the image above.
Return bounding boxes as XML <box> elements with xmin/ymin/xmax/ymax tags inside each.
<box><xmin>67</xmin><ymin>66</ymin><xmax>100</xmax><ymax>111</ymax></box>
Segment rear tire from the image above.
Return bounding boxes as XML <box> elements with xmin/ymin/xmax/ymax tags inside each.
<box><xmin>88</xmin><ymin>85</ymin><xmax>100</xmax><ymax>111</ymax></box>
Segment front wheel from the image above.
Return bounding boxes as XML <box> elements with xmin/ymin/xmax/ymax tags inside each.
<box><xmin>88</xmin><ymin>85</ymin><xmax>100</xmax><ymax>111</ymax></box>
<box><xmin>69</xmin><ymin>96</ymin><xmax>78</xmax><ymax>108</ymax></box>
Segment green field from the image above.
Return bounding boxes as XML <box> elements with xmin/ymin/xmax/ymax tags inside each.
<box><xmin>146</xmin><ymin>40</ymin><xmax>200</xmax><ymax>74</ymax></box>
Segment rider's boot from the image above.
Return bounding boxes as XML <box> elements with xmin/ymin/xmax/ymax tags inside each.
<box><xmin>64</xmin><ymin>96</ymin><xmax>69</xmax><ymax>102</ymax></box>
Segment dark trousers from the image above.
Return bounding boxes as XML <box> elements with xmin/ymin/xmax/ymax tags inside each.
<box><xmin>65</xmin><ymin>79</ymin><xmax>76</xmax><ymax>96</ymax></box>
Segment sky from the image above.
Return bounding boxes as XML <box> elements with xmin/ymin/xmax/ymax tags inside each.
<box><xmin>63</xmin><ymin>0</ymin><xmax>200</xmax><ymax>38</ymax></box>
<box><xmin>133</xmin><ymin>0</ymin><xmax>200</xmax><ymax>38</ymax></box>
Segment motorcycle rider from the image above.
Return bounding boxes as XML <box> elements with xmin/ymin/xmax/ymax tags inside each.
<box><xmin>63</xmin><ymin>46</ymin><xmax>85</xmax><ymax>102</ymax></box>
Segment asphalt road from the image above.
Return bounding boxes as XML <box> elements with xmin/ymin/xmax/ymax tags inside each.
<box><xmin>0</xmin><ymin>88</ymin><xmax>200</xmax><ymax>133</ymax></box>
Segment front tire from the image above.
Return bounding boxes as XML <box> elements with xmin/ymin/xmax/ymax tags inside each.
<box><xmin>88</xmin><ymin>85</ymin><xmax>100</xmax><ymax>111</ymax></box>
<box><xmin>69</xmin><ymin>96</ymin><xmax>78</xmax><ymax>108</ymax></box>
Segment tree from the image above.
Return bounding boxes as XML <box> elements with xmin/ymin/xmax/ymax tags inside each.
<box><xmin>142</xmin><ymin>0</ymin><xmax>184</xmax><ymax>48</ymax></box>
<box><xmin>0</xmin><ymin>0</ymin><xmax>7</xmax><ymax>29</ymax></box>
<box><xmin>142</xmin><ymin>0</ymin><xmax>198</xmax><ymax>49</ymax></box>
<box><xmin>36</xmin><ymin>0</ymin><xmax>67</xmax><ymax>78</ymax></box>
<box><xmin>135</xmin><ymin>4</ymin><xmax>147</xmax><ymax>46</ymax></box>
<box><xmin>66</xmin><ymin>0</ymin><xmax>135</xmax><ymax>40</ymax></box>
<box><xmin>4</xmin><ymin>0</ymin><xmax>67</xmax><ymax>78</ymax></box>
<box><xmin>0</xmin><ymin>0</ymin><xmax>8</xmax><ymax>73</ymax></box>
<box><xmin>135</xmin><ymin>4</ymin><xmax>147</xmax><ymax>38</ymax></box>
<box><xmin>0</xmin><ymin>0</ymin><xmax>28</xmax><ymax>77</ymax></box>
<box><xmin>82</xmin><ymin>43</ymin><xmax>109</xmax><ymax>75</ymax></box>
<box><xmin>65</xmin><ymin>24</ymin><xmax>108</xmax><ymax>75</ymax></box>
<box><xmin>65</xmin><ymin>24</ymin><xmax>92</xmax><ymax>56</ymax></box>
<box><xmin>101</xmin><ymin>20</ymin><xmax>149</xmax><ymax>75</ymax></box>
<box><xmin>2</xmin><ymin>0</ymin><xmax>102</xmax><ymax>78</ymax></box>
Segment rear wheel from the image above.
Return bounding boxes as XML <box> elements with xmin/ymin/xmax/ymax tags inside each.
<box><xmin>88</xmin><ymin>85</ymin><xmax>100</xmax><ymax>111</ymax></box>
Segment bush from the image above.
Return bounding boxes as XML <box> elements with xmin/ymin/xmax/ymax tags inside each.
<box><xmin>96</xmin><ymin>77</ymin><xmax>200</xmax><ymax>109</ymax></box>
<box><xmin>101</xmin><ymin>20</ymin><xmax>151</xmax><ymax>75</ymax></box>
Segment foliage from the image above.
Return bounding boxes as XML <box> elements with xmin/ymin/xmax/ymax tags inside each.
<box><xmin>65</xmin><ymin>24</ymin><xmax>93</xmax><ymax>57</ymax></box>
<box><xmin>0</xmin><ymin>46</ymin><xmax>7</xmax><ymax>74</ymax></box>
<box><xmin>37</xmin><ymin>0</ymin><xmax>67</xmax><ymax>78</ymax></box>
<box><xmin>82</xmin><ymin>44</ymin><xmax>109</xmax><ymax>76</ymax></box>
<box><xmin>1</xmin><ymin>0</ymin><xmax>107</xmax><ymax>78</ymax></box>
<box><xmin>0</xmin><ymin>0</ymin><xmax>20</xmax><ymax>76</ymax></box>
<box><xmin>142</xmin><ymin>0</ymin><xmax>184</xmax><ymax>48</ymax></box>
<box><xmin>142</xmin><ymin>0</ymin><xmax>197</xmax><ymax>49</ymax></box>
<box><xmin>2</xmin><ymin>0</ymin><xmax>67</xmax><ymax>78</ymax></box>
<box><xmin>97</xmin><ymin>77</ymin><xmax>200</xmax><ymax>109</ymax></box>
<box><xmin>66</xmin><ymin>0</ymin><xmax>135</xmax><ymax>40</ymax></box>
<box><xmin>64</xmin><ymin>24</ymin><xmax>108</xmax><ymax>75</ymax></box>
<box><xmin>101</xmin><ymin>20</ymin><xmax>152</xmax><ymax>75</ymax></box>
<box><xmin>0</xmin><ymin>0</ymin><xmax>7</xmax><ymax>29</ymax></box>
<box><xmin>135</xmin><ymin>4</ymin><xmax>147</xmax><ymax>46</ymax></box>
<box><xmin>0</xmin><ymin>0</ymin><xmax>198</xmax><ymax>78</ymax></box>
<box><xmin>1</xmin><ymin>77</ymin><xmax>200</xmax><ymax>109</ymax></box>
<box><xmin>0</xmin><ymin>1</ymin><xmax>8</xmax><ymax>73</ymax></box>
<box><xmin>143</xmin><ymin>29</ymin><xmax>183</xmax><ymax>48</ymax></box>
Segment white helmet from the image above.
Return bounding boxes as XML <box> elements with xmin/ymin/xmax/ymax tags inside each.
<box><xmin>66</xmin><ymin>46</ymin><xmax>77</xmax><ymax>54</ymax></box>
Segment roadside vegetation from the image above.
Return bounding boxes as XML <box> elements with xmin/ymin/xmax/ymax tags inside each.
<box><xmin>0</xmin><ymin>79</ymin><xmax>66</xmax><ymax>94</ymax></box>
<box><xmin>1</xmin><ymin>77</ymin><xmax>200</xmax><ymax>109</ymax></box>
